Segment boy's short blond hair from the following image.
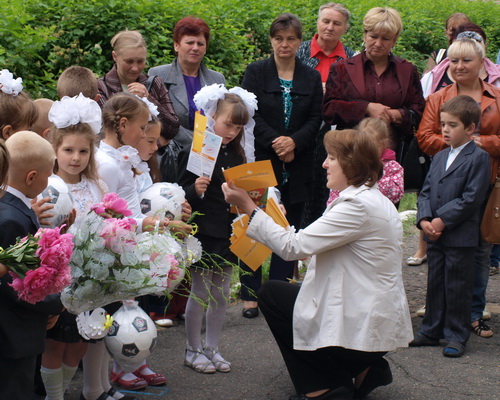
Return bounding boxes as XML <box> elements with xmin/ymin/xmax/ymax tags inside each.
<box><xmin>6</xmin><ymin>130</ymin><xmax>55</xmax><ymax>177</ymax></box>
<box><xmin>31</xmin><ymin>99</ymin><xmax>54</xmax><ymax>136</ymax></box>
<box><xmin>57</xmin><ymin>66</ymin><xmax>98</xmax><ymax>99</ymax></box>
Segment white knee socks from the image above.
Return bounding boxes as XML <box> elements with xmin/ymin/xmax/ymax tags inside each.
<box><xmin>40</xmin><ymin>366</ymin><xmax>64</xmax><ymax>400</ymax></box>
<box><xmin>61</xmin><ymin>363</ymin><xmax>78</xmax><ymax>395</ymax></box>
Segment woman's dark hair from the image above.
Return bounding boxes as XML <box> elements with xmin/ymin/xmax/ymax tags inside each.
<box><xmin>323</xmin><ymin>129</ymin><xmax>383</xmax><ymax>187</ymax></box>
<box><xmin>269</xmin><ymin>13</ymin><xmax>303</xmax><ymax>40</ymax></box>
<box><xmin>453</xmin><ymin>23</ymin><xmax>487</xmax><ymax>43</ymax></box>
<box><xmin>173</xmin><ymin>17</ymin><xmax>210</xmax><ymax>45</ymax></box>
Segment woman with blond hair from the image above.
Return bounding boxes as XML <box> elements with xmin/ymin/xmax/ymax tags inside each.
<box><xmin>97</xmin><ymin>30</ymin><xmax>179</xmax><ymax>138</ymax></box>
<box><xmin>322</xmin><ymin>7</ymin><xmax>425</xmax><ymax>164</ymax></box>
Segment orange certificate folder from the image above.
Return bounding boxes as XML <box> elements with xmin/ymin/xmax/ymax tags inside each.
<box><xmin>222</xmin><ymin>160</ymin><xmax>277</xmax><ymax>191</ymax></box>
<box><xmin>230</xmin><ymin>234</ymin><xmax>272</xmax><ymax>271</ymax></box>
<box><xmin>265</xmin><ymin>197</ymin><xmax>289</xmax><ymax>228</ymax></box>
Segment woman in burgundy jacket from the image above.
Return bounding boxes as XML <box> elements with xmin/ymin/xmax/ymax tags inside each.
<box><xmin>322</xmin><ymin>7</ymin><xmax>425</xmax><ymax>163</ymax></box>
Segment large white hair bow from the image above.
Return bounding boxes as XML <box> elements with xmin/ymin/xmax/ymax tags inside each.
<box><xmin>48</xmin><ymin>93</ymin><xmax>102</xmax><ymax>134</ymax></box>
<box><xmin>137</xmin><ymin>96</ymin><xmax>159</xmax><ymax>121</ymax></box>
<box><xmin>193</xmin><ymin>84</ymin><xmax>258</xmax><ymax>162</ymax></box>
<box><xmin>0</xmin><ymin>69</ymin><xmax>23</xmax><ymax>96</ymax></box>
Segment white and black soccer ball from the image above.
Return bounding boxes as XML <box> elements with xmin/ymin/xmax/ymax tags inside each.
<box><xmin>39</xmin><ymin>175</ymin><xmax>74</xmax><ymax>228</ymax></box>
<box><xmin>104</xmin><ymin>305</ymin><xmax>157</xmax><ymax>372</ymax></box>
<box><xmin>139</xmin><ymin>182</ymin><xmax>185</xmax><ymax>221</ymax></box>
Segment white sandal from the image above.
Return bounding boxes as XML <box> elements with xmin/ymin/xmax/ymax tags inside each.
<box><xmin>205</xmin><ymin>347</ymin><xmax>231</xmax><ymax>373</ymax></box>
<box><xmin>407</xmin><ymin>255</ymin><xmax>427</xmax><ymax>266</ymax></box>
<box><xmin>184</xmin><ymin>346</ymin><xmax>216</xmax><ymax>374</ymax></box>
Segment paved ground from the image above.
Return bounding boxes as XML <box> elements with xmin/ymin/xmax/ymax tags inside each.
<box><xmin>59</xmin><ymin>228</ymin><xmax>500</xmax><ymax>400</ymax></box>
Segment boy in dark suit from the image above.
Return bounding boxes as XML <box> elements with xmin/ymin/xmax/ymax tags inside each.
<box><xmin>409</xmin><ymin>96</ymin><xmax>490</xmax><ymax>357</ymax></box>
<box><xmin>0</xmin><ymin>131</ymin><xmax>63</xmax><ymax>400</ymax></box>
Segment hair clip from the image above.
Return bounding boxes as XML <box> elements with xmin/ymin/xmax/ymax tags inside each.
<box><xmin>456</xmin><ymin>31</ymin><xmax>483</xmax><ymax>43</ymax></box>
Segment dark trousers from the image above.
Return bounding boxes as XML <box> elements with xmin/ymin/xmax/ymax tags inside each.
<box><xmin>258</xmin><ymin>281</ymin><xmax>386</xmax><ymax>395</ymax></box>
<box><xmin>420</xmin><ymin>242</ymin><xmax>474</xmax><ymax>344</ymax></box>
<box><xmin>0</xmin><ymin>354</ymin><xmax>37</xmax><ymax>400</ymax></box>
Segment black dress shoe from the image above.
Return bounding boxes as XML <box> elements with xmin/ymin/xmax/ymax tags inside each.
<box><xmin>242</xmin><ymin>307</ymin><xmax>259</xmax><ymax>318</ymax></box>
<box><xmin>107</xmin><ymin>387</ymin><xmax>140</xmax><ymax>400</ymax></box>
<box><xmin>289</xmin><ymin>386</ymin><xmax>353</xmax><ymax>400</ymax></box>
<box><xmin>409</xmin><ymin>333</ymin><xmax>440</xmax><ymax>347</ymax></box>
<box><xmin>353</xmin><ymin>357</ymin><xmax>393</xmax><ymax>399</ymax></box>
<box><xmin>80</xmin><ymin>392</ymin><xmax>111</xmax><ymax>400</ymax></box>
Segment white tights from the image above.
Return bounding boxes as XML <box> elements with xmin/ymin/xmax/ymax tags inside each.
<box><xmin>185</xmin><ymin>266</ymin><xmax>232</xmax><ymax>349</ymax></box>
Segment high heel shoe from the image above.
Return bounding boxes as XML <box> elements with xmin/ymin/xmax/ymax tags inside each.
<box><xmin>288</xmin><ymin>386</ymin><xmax>353</xmax><ymax>399</ymax></box>
<box><xmin>353</xmin><ymin>357</ymin><xmax>393</xmax><ymax>399</ymax></box>
<box><xmin>242</xmin><ymin>307</ymin><xmax>259</xmax><ymax>318</ymax></box>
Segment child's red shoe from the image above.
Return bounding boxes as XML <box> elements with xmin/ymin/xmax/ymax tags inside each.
<box><xmin>133</xmin><ymin>364</ymin><xmax>167</xmax><ymax>386</ymax></box>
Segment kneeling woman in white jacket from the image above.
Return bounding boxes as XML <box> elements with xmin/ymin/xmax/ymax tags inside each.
<box><xmin>222</xmin><ymin>129</ymin><xmax>413</xmax><ymax>400</ymax></box>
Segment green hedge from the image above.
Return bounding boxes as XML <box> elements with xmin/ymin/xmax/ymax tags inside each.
<box><xmin>0</xmin><ymin>0</ymin><xmax>498</xmax><ymax>99</ymax></box>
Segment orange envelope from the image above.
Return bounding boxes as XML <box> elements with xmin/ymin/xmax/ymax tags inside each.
<box><xmin>230</xmin><ymin>235</ymin><xmax>272</xmax><ymax>271</ymax></box>
<box><xmin>222</xmin><ymin>160</ymin><xmax>277</xmax><ymax>191</ymax></box>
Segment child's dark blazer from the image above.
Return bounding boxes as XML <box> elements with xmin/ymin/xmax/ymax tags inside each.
<box><xmin>0</xmin><ymin>192</ymin><xmax>62</xmax><ymax>359</ymax></box>
<box><xmin>417</xmin><ymin>141</ymin><xmax>490</xmax><ymax>247</ymax></box>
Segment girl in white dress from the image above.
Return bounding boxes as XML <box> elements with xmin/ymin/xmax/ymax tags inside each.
<box><xmin>42</xmin><ymin>94</ymin><xmax>128</xmax><ymax>400</ymax></box>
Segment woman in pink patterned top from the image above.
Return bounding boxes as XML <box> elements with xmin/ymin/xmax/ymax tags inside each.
<box><xmin>327</xmin><ymin>118</ymin><xmax>404</xmax><ymax>205</ymax></box>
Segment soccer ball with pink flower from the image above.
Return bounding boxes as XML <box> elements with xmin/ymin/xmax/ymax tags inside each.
<box><xmin>139</xmin><ymin>182</ymin><xmax>185</xmax><ymax>221</ymax></box>
<box><xmin>104</xmin><ymin>302</ymin><xmax>157</xmax><ymax>372</ymax></box>
<box><xmin>39</xmin><ymin>175</ymin><xmax>74</xmax><ymax>228</ymax></box>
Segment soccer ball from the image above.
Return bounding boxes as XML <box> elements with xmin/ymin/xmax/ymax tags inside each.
<box><xmin>39</xmin><ymin>175</ymin><xmax>74</xmax><ymax>228</ymax></box>
<box><xmin>104</xmin><ymin>303</ymin><xmax>158</xmax><ymax>372</ymax></box>
<box><xmin>139</xmin><ymin>182</ymin><xmax>185</xmax><ymax>221</ymax></box>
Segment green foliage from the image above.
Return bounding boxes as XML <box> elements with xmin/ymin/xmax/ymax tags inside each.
<box><xmin>0</xmin><ymin>0</ymin><xmax>498</xmax><ymax>98</ymax></box>
<box><xmin>399</xmin><ymin>193</ymin><xmax>417</xmax><ymax>212</ymax></box>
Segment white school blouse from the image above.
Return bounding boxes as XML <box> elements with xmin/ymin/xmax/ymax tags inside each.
<box><xmin>247</xmin><ymin>184</ymin><xmax>413</xmax><ymax>352</ymax></box>
<box><xmin>95</xmin><ymin>142</ymin><xmax>145</xmax><ymax>227</ymax></box>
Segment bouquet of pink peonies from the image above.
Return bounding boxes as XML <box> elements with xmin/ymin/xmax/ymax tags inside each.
<box><xmin>61</xmin><ymin>193</ymin><xmax>202</xmax><ymax>314</ymax></box>
<box><xmin>0</xmin><ymin>226</ymin><xmax>74</xmax><ymax>304</ymax></box>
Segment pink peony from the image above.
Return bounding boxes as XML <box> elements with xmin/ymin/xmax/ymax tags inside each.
<box><xmin>51</xmin><ymin>268</ymin><xmax>71</xmax><ymax>292</ymax></box>
<box><xmin>167</xmin><ymin>254</ymin><xmax>179</xmax><ymax>268</ymax></box>
<box><xmin>168</xmin><ymin>265</ymin><xmax>181</xmax><ymax>283</ymax></box>
<box><xmin>8</xmin><ymin>272</ymin><xmax>25</xmax><ymax>292</ymax></box>
<box><xmin>35</xmin><ymin>226</ymin><xmax>63</xmax><ymax>249</ymax></box>
<box><xmin>100</xmin><ymin>218</ymin><xmax>137</xmax><ymax>252</ymax></box>
<box><xmin>19</xmin><ymin>266</ymin><xmax>59</xmax><ymax>304</ymax></box>
<box><xmin>91</xmin><ymin>193</ymin><xmax>133</xmax><ymax>218</ymax></box>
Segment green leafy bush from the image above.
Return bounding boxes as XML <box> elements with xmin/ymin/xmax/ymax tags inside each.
<box><xmin>0</xmin><ymin>0</ymin><xmax>498</xmax><ymax>98</ymax></box>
